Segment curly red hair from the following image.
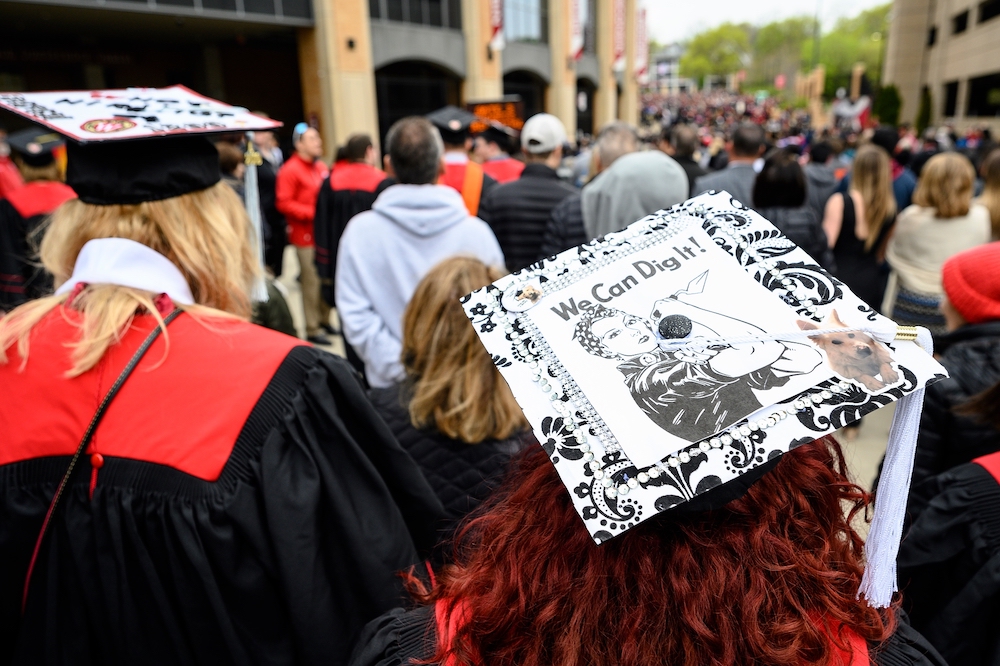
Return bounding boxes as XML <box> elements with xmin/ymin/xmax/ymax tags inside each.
<box><xmin>410</xmin><ymin>436</ymin><xmax>895</xmax><ymax>666</ymax></box>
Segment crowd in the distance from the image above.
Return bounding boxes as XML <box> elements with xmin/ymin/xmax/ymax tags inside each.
<box><xmin>1</xmin><ymin>86</ymin><xmax>999</xmax><ymax>666</ymax></box>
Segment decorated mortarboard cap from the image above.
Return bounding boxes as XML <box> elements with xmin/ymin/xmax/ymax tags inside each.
<box><xmin>426</xmin><ymin>105</ymin><xmax>479</xmax><ymax>145</ymax></box>
<box><xmin>0</xmin><ymin>86</ymin><xmax>281</xmax><ymax>205</ymax></box>
<box><xmin>463</xmin><ymin>190</ymin><xmax>948</xmax><ymax>607</ymax></box>
<box><xmin>7</xmin><ymin>126</ymin><xmax>64</xmax><ymax>167</ymax></box>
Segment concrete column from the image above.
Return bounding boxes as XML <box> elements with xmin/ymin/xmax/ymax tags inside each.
<box><xmin>547</xmin><ymin>0</ymin><xmax>578</xmax><ymax>137</ymax></box>
<box><xmin>618</xmin><ymin>0</ymin><xmax>638</xmax><ymax>125</ymax></box>
<box><xmin>462</xmin><ymin>0</ymin><xmax>504</xmax><ymax>101</ymax></box>
<box><xmin>297</xmin><ymin>0</ymin><xmax>380</xmax><ymax>158</ymax></box>
<box><xmin>593</xmin><ymin>0</ymin><xmax>618</xmax><ymax>128</ymax></box>
<box><xmin>882</xmin><ymin>0</ymin><xmax>931</xmax><ymax>125</ymax></box>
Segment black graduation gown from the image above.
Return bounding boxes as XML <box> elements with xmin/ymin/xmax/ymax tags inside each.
<box><xmin>257</xmin><ymin>157</ymin><xmax>287</xmax><ymax>277</ymax></box>
<box><xmin>0</xmin><ymin>309</ymin><xmax>445</xmax><ymax>666</ymax></box>
<box><xmin>347</xmin><ymin>605</ymin><xmax>949</xmax><ymax>666</ymax></box>
<box><xmin>313</xmin><ymin>164</ymin><xmax>390</xmax><ymax>307</ymax></box>
<box><xmin>898</xmin><ymin>454</ymin><xmax>1000</xmax><ymax>664</ymax></box>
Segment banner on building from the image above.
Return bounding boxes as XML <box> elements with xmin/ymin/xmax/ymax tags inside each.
<box><xmin>570</xmin><ymin>0</ymin><xmax>584</xmax><ymax>61</ymax></box>
<box><xmin>634</xmin><ymin>7</ymin><xmax>648</xmax><ymax>84</ymax></box>
<box><xmin>612</xmin><ymin>0</ymin><xmax>626</xmax><ymax>72</ymax></box>
<box><xmin>489</xmin><ymin>0</ymin><xmax>505</xmax><ymax>51</ymax></box>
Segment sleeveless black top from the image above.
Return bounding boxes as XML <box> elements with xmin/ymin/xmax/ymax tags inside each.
<box><xmin>831</xmin><ymin>192</ymin><xmax>893</xmax><ymax>311</ymax></box>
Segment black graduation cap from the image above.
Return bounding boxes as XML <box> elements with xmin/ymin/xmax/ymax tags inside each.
<box><xmin>0</xmin><ymin>86</ymin><xmax>281</xmax><ymax>205</ymax></box>
<box><xmin>478</xmin><ymin>121</ymin><xmax>519</xmax><ymax>153</ymax></box>
<box><xmin>7</xmin><ymin>126</ymin><xmax>64</xmax><ymax>167</ymax></box>
<box><xmin>426</xmin><ymin>105</ymin><xmax>479</xmax><ymax>146</ymax></box>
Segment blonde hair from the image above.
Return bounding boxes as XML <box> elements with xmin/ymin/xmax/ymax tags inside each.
<box><xmin>850</xmin><ymin>145</ymin><xmax>897</xmax><ymax>251</ymax></box>
<box><xmin>914</xmin><ymin>152</ymin><xmax>976</xmax><ymax>218</ymax></box>
<box><xmin>0</xmin><ymin>182</ymin><xmax>259</xmax><ymax>376</ymax></box>
<box><xmin>402</xmin><ymin>257</ymin><xmax>527</xmax><ymax>444</ymax></box>
<box><xmin>977</xmin><ymin>148</ymin><xmax>1000</xmax><ymax>239</ymax></box>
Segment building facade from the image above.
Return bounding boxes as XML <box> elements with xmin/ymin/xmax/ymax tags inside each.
<box><xmin>883</xmin><ymin>0</ymin><xmax>1000</xmax><ymax>129</ymax></box>
<box><xmin>1</xmin><ymin>0</ymin><xmax>643</xmax><ymax>156</ymax></box>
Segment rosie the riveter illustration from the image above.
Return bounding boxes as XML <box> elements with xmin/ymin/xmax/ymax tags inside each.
<box><xmin>573</xmin><ymin>272</ymin><xmax>822</xmax><ymax>442</ymax></box>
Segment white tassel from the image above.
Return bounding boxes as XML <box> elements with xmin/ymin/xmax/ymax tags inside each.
<box><xmin>857</xmin><ymin>327</ymin><xmax>933</xmax><ymax>607</ymax></box>
<box><xmin>243</xmin><ymin>134</ymin><xmax>269</xmax><ymax>303</ymax></box>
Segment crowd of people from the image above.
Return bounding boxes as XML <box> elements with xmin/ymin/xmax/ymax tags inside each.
<box><xmin>0</xmin><ymin>83</ymin><xmax>998</xmax><ymax>666</ymax></box>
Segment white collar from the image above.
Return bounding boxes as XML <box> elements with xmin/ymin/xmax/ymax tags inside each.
<box><xmin>443</xmin><ymin>151</ymin><xmax>469</xmax><ymax>164</ymax></box>
<box><xmin>55</xmin><ymin>238</ymin><xmax>195</xmax><ymax>305</ymax></box>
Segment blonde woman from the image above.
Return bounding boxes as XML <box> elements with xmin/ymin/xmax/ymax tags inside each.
<box><xmin>885</xmin><ymin>152</ymin><xmax>992</xmax><ymax>334</ymax></box>
<box><xmin>0</xmin><ymin>127</ymin><xmax>442</xmax><ymax>662</ymax></box>
<box><xmin>822</xmin><ymin>145</ymin><xmax>897</xmax><ymax>310</ymax></box>
<box><xmin>975</xmin><ymin>147</ymin><xmax>1000</xmax><ymax>240</ymax></box>
<box><xmin>369</xmin><ymin>256</ymin><xmax>530</xmax><ymax>530</ymax></box>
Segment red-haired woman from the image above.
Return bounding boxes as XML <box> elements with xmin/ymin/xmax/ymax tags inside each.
<box><xmin>349</xmin><ymin>437</ymin><xmax>945</xmax><ymax>666</ymax></box>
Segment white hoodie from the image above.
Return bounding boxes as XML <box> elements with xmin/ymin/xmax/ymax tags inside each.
<box><xmin>335</xmin><ymin>183</ymin><xmax>505</xmax><ymax>388</ymax></box>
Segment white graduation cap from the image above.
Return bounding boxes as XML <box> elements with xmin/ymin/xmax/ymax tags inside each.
<box><xmin>463</xmin><ymin>190</ymin><xmax>947</xmax><ymax>608</ymax></box>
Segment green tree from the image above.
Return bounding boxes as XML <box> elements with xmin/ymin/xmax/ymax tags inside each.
<box><xmin>749</xmin><ymin>16</ymin><xmax>816</xmax><ymax>88</ymax></box>
<box><xmin>873</xmin><ymin>84</ymin><xmax>902</xmax><ymax>125</ymax></box>
<box><xmin>802</xmin><ymin>3</ymin><xmax>890</xmax><ymax>97</ymax></box>
<box><xmin>679</xmin><ymin>23</ymin><xmax>752</xmax><ymax>86</ymax></box>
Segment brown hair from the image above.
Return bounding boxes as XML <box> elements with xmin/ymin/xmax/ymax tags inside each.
<box><xmin>914</xmin><ymin>152</ymin><xmax>976</xmax><ymax>218</ymax></box>
<box><xmin>850</xmin><ymin>145</ymin><xmax>897</xmax><ymax>251</ymax></box>
<box><xmin>14</xmin><ymin>156</ymin><xmax>62</xmax><ymax>183</ymax></box>
<box><xmin>0</xmin><ymin>182</ymin><xmax>259</xmax><ymax>376</ymax></box>
<box><xmin>402</xmin><ymin>257</ymin><xmax>527</xmax><ymax>443</ymax></box>
<box><xmin>977</xmin><ymin>148</ymin><xmax>1000</xmax><ymax>239</ymax></box>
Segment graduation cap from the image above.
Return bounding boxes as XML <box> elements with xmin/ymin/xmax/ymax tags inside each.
<box><xmin>477</xmin><ymin>121</ymin><xmax>519</xmax><ymax>153</ymax></box>
<box><xmin>462</xmin><ymin>190</ymin><xmax>947</xmax><ymax>608</ymax></box>
<box><xmin>426</xmin><ymin>105</ymin><xmax>479</xmax><ymax>146</ymax></box>
<box><xmin>0</xmin><ymin>86</ymin><xmax>280</xmax><ymax>205</ymax></box>
<box><xmin>7</xmin><ymin>126</ymin><xmax>65</xmax><ymax>167</ymax></box>
<box><xmin>0</xmin><ymin>86</ymin><xmax>282</xmax><ymax>300</ymax></box>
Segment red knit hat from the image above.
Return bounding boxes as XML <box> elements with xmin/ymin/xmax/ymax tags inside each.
<box><xmin>942</xmin><ymin>242</ymin><xmax>1000</xmax><ymax>324</ymax></box>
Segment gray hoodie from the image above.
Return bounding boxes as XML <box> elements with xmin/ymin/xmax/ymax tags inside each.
<box><xmin>336</xmin><ymin>183</ymin><xmax>504</xmax><ymax>388</ymax></box>
<box><xmin>582</xmin><ymin>151</ymin><xmax>689</xmax><ymax>239</ymax></box>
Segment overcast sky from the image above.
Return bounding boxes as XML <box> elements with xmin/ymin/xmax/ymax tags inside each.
<box><xmin>642</xmin><ymin>0</ymin><xmax>890</xmax><ymax>44</ymax></box>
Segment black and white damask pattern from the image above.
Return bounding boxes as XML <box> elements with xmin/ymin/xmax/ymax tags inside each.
<box><xmin>462</xmin><ymin>191</ymin><xmax>942</xmax><ymax>543</ymax></box>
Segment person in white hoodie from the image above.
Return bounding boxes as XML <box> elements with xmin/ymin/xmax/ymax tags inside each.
<box><xmin>336</xmin><ymin>117</ymin><xmax>505</xmax><ymax>388</ymax></box>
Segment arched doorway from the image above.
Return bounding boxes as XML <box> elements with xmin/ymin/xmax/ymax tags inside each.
<box><xmin>576</xmin><ymin>77</ymin><xmax>596</xmax><ymax>137</ymax></box>
<box><xmin>503</xmin><ymin>70</ymin><xmax>547</xmax><ymax>120</ymax></box>
<box><xmin>374</xmin><ymin>60</ymin><xmax>461</xmax><ymax>144</ymax></box>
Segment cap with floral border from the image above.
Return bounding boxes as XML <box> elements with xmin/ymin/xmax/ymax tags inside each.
<box><xmin>462</xmin><ymin>190</ymin><xmax>949</xmax><ymax>608</ymax></box>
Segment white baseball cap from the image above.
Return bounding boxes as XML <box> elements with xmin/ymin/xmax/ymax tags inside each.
<box><xmin>520</xmin><ymin>113</ymin><xmax>567</xmax><ymax>154</ymax></box>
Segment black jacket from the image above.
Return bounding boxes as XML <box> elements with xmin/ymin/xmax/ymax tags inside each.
<box><xmin>369</xmin><ymin>385</ymin><xmax>527</xmax><ymax>527</ymax></box>
<box><xmin>673</xmin><ymin>155</ymin><xmax>707</xmax><ymax>198</ymax></box>
<box><xmin>755</xmin><ymin>205</ymin><xmax>835</xmax><ymax>270</ymax></box>
<box><xmin>540</xmin><ymin>193</ymin><xmax>587</xmax><ymax>258</ymax></box>
<box><xmin>899</xmin><ymin>455</ymin><xmax>1000</xmax><ymax>664</ymax></box>
<box><xmin>478</xmin><ymin>164</ymin><xmax>577</xmax><ymax>272</ymax></box>
<box><xmin>911</xmin><ymin>321</ymin><xmax>1000</xmax><ymax>489</ymax></box>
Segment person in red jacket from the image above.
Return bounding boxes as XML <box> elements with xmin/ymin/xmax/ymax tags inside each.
<box><xmin>276</xmin><ymin>123</ymin><xmax>331</xmax><ymax>344</ymax></box>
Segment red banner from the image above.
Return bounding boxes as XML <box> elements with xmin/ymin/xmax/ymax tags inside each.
<box><xmin>634</xmin><ymin>7</ymin><xmax>648</xmax><ymax>83</ymax></box>
<box><xmin>613</xmin><ymin>0</ymin><xmax>626</xmax><ymax>72</ymax></box>
<box><xmin>570</xmin><ymin>0</ymin><xmax>584</xmax><ymax>61</ymax></box>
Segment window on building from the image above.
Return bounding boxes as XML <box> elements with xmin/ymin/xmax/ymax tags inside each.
<box><xmin>506</xmin><ymin>0</ymin><xmax>549</xmax><ymax>43</ymax></box>
<box><xmin>980</xmin><ymin>0</ymin><xmax>1000</xmax><ymax>22</ymax></box>
<box><xmin>370</xmin><ymin>0</ymin><xmax>461</xmax><ymax>29</ymax></box>
<box><xmin>927</xmin><ymin>25</ymin><xmax>937</xmax><ymax>45</ymax></box>
<box><xmin>968</xmin><ymin>72</ymin><xmax>1000</xmax><ymax>117</ymax></box>
<box><xmin>953</xmin><ymin>10</ymin><xmax>969</xmax><ymax>33</ymax></box>
<box><xmin>944</xmin><ymin>81</ymin><xmax>960</xmax><ymax>116</ymax></box>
